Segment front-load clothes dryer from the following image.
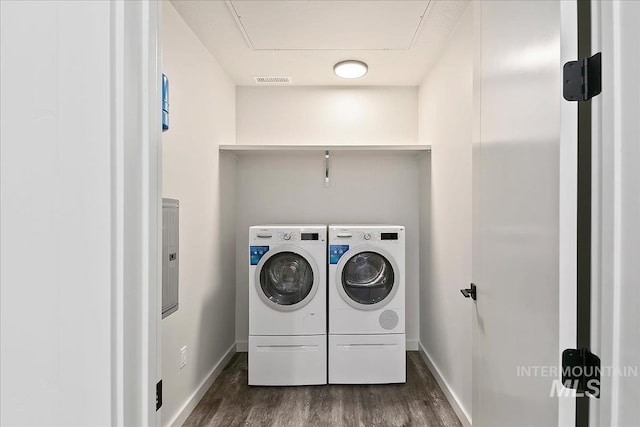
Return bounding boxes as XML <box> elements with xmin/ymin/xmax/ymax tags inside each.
<box><xmin>328</xmin><ymin>225</ymin><xmax>406</xmax><ymax>384</ymax></box>
<box><xmin>248</xmin><ymin>225</ymin><xmax>327</xmax><ymax>386</ymax></box>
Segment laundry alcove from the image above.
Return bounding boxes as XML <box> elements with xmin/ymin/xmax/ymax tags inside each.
<box><xmin>161</xmin><ymin>1</ymin><xmax>470</xmax><ymax>425</ymax></box>
<box><xmin>218</xmin><ymin>84</ymin><xmax>431</xmax><ymax>356</ymax></box>
<box><xmin>221</xmin><ymin>147</ymin><xmax>431</xmax><ymax>354</ymax></box>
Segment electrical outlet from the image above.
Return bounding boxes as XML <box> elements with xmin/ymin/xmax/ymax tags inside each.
<box><xmin>180</xmin><ymin>346</ymin><xmax>187</xmax><ymax>369</ymax></box>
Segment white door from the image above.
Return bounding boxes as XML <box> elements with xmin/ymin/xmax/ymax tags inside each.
<box><xmin>471</xmin><ymin>1</ymin><xmax>576</xmax><ymax>425</ymax></box>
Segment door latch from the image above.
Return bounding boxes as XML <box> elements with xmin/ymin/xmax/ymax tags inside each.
<box><xmin>460</xmin><ymin>283</ymin><xmax>476</xmax><ymax>300</ymax></box>
<box><xmin>156</xmin><ymin>380</ymin><xmax>162</xmax><ymax>411</ymax></box>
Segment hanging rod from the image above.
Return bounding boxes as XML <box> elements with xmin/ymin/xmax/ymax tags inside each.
<box><xmin>324</xmin><ymin>150</ymin><xmax>330</xmax><ymax>188</ymax></box>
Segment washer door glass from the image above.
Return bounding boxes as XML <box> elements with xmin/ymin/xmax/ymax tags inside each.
<box><xmin>260</xmin><ymin>252</ymin><xmax>314</xmax><ymax>306</ymax></box>
<box><xmin>341</xmin><ymin>251</ymin><xmax>394</xmax><ymax>305</ymax></box>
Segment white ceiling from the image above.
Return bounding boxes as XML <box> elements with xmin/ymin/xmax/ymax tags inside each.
<box><xmin>170</xmin><ymin>0</ymin><xmax>470</xmax><ymax>86</ymax></box>
<box><xmin>229</xmin><ymin>1</ymin><xmax>429</xmax><ymax>50</ymax></box>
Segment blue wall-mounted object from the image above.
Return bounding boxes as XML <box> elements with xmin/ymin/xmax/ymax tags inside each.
<box><xmin>162</xmin><ymin>74</ymin><xmax>169</xmax><ymax>131</ymax></box>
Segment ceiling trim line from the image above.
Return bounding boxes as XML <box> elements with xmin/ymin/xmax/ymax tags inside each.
<box><xmin>408</xmin><ymin>0</ymin><xmax>433</xmax><ymax>50</ymax></box>
<box><xmin>226</xmin><ymin>0</ymin><xmax>256</xmax><ymax>50</ymax></box>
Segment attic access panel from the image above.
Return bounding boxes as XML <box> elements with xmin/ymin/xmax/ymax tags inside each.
<box><xmin>228</xmin><ymin>0</ymin><xmax>430</xmax><ymax>50</ymax></box>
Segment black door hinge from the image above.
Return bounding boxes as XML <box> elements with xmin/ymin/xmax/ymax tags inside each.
<box><xmin>156</xmin><ymin>380</ymin><xmax>162</xmax><ymax>411</ymax></box>
<box><xmin>562</xmin><ymin>348</ymin><xmax>601</xmax><ymax>398</ymax></box>
<box><xmin>563</xmin><ymin>52</ymin><xmax>602</xmax><ymax>101</ymax></box>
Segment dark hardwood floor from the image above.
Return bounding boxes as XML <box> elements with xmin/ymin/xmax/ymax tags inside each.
<box><xmin>183</xmin><ymin>351</ymin><xmax>462</xmax><ymax>427</ymax></box>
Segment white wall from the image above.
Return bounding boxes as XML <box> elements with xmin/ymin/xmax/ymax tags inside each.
<box><xmin>418</xmin><ymin>150</ymin><xmax>432</xmax><ymax>351</ymax></box>
<box><xmin>0</xmin><ymin>1</ymin><xmax>113</xmax><ymax>424</ymax></box>
<box><xmin>234</xmin><ymin>151</ymin><xmax>422</xmax><ymax>350</ymax></box>
<box><xmin>595</xmin><ymin>1</ymin><xmax>640</xmax><ymax>424</ymax></box>
<box><xmin>418</xmin><ymin>4</ymin><xmax>473</xmax><ymax>423</ymax></box>
<box><xmin>161</xmin><ymin>3</ymin><xmax>236</xmax><ymax>425</ymax></box>
<box><xmin>236</xmin><ymin>86</ymin><xmax>418</xmax><ymax>145</ymax></box>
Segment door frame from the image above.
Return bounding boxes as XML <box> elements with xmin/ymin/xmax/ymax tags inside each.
<box><xmin>590</xmin><ymin>0</ymin><xmax>640</xmax><ymax>425</ymax></box>
<box><xmin>559</xmin><ymin>0</ymin><xmax>579</xmax><ymax>425</ymax></box>
<box><xmin>575</xmin><ymin>1</ymin><xmax>596</xmax><ymax>424</ymax></box>
<box><xmin>112</xmin><ymin>0</ymin><xmax>162</xmax><ymax>425</ymax></box>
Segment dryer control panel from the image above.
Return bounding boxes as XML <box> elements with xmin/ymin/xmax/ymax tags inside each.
<box><xmin>331</xmin><ymin>229</ymin><xmax>403</xmax><ymax>243</ymax></box>
<box><xmin>250</xmin><ymin>226</ymin><xmax>327</xmax><ymax>246</ymax></box>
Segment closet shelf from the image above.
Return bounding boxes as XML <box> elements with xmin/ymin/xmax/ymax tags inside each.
<box><xmin>219</xmin><ymin>144</ymin><xmax>431</xmax><ymax>154</ymax></box>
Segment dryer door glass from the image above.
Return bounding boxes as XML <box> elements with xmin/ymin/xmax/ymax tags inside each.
<box><xmin>260</xmin><ymin>252</ymin><xmax>314</xmax><ymax>306</ymax></box>
<box><xmin>341</xmin><ymin>251</ymin><xmax>394</xmax><ymax>305</ymax></box>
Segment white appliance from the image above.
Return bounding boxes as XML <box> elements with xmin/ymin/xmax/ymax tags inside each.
<box><xmin>248</xmin><ymin>225</ymin><xmax>327</xmax><ymax>386</ymax></box>
<box><xmin>328</xmin><ymin>225</ymin><xmax>406</xmax><ymax>384</ymax></box>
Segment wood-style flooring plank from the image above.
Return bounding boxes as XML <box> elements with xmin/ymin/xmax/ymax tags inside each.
<box><xmin>182</xmin><ymin>351</ymin><xmax>462</xmax><ymax>427</ymax></box>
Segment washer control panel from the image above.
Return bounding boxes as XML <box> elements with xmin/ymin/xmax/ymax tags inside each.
<box><xmin>251</xmin><ymin>226</ymin><xmax>326</xmax><ymax>245</ymax></box>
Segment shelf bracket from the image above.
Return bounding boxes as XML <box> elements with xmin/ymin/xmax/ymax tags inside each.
<box><xmin>324</xmin><ymin>150</ymin><xmax>330</xmax><ymax>187</ymax></box>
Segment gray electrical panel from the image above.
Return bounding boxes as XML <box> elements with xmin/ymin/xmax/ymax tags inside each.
<box><xmin>162</xmin><ymin>198</ymin><xmax>179</xmax><ymax>318</ymax></box>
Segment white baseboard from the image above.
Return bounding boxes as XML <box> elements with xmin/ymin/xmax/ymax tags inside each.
<box><xmin>406</xmin><ymin>339</ymin><xmax>418</xmax><ymax>351</ymax></box>
<box><xmin>236</xmin><ymin>340</ymin><xmax>248</xmax><ymax>352</ymax></box>
<box><xmin>418</xmin><ymin>342</ymin><xmax>471</xmax><ymax>427</ymax></box>
<box><xmin>166</xmin><ymin>342</ymin><xmax>236</xmax><ymax>427</ymax></box>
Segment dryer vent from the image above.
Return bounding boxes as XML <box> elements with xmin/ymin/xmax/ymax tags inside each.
<box><xmin>253</xmin><ymin>76</ymin><xmax>292</xmax><ymax>84</ymax></box>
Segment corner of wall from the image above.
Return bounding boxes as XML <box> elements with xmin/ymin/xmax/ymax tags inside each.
<box><xmin>161</xmin><ymin>3</ymin><xmax>237</xmax><ymax>425</ymax></box>
<box><xmin>418</xmin><ymin>342</ymin><xmax>471</xmax><ymax>426</ymax></box>
<box><xmin>416</xmin><ymin>3</ymin><xmax>473</xmax><ymax>422</ymax></box>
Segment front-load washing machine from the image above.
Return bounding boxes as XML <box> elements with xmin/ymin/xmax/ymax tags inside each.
<box><xmin>248</xmin><ymin>225</ymin><xmax>327</xmax><ymax>386</ymax></box>
<box><xmin>328</xmin><ymin>225</ymin><xmax>406</xmax><ymax>384</ymax></box>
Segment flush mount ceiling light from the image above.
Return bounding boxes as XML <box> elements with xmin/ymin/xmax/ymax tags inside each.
<box><xmin>333</xmin><ymin>60</ymin><xmax>368</xmax><ymax>79</ymax></box>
